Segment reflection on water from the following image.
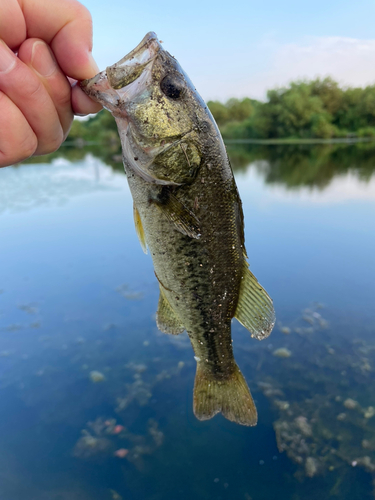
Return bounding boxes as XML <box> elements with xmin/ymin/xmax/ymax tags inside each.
<box><xmin>0</xmin><ymin>156</ymin><xmax>123</xmax><ymax>215</ymax></box>
<box><xmin>0</xmin><ymin>144</ymin><xmax>374</xmax><ymax>500</ymax></box>
<box><xmin>227</xmin><ymin>142</ymin><xmax>375</xmax><ymax>188</ymax></box>
<box><xmin>23</xmin><ymin>140</ymin><xmax>375</xmax><ymax>189</ymax></box>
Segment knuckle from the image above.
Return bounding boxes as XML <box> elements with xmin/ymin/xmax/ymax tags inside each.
<box><xmin>2</xmin><ymin>133</ymin><xmax>38</xmax><ymax>165</ymax></box>
<box><xmin>54</xmin><ymin>87</ymin><xmax>72</xmax><ymax>109</ymax></box>
<box><xmin>1</xmin><ymin>62</ymin><xmax>45</xmax><ymax>102</ymax></box>
<box><xmin>27</xmin><ymin>77</ymin><xmax>44</xmax><ymax>100</ymax></box>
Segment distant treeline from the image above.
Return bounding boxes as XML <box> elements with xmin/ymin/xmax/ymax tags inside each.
<box><xmin>207</xmin><ymin>78</ymin><xmax>375</xmax><ymax>139</ymax></box>
<box><xmin>67</xmin><ymin>77</ymin><xmax>375</xmax><ymax>142</ymax></box>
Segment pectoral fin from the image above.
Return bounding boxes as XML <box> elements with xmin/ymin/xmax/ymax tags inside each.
<box><xmin>156</xmin><ymin>191</ymin><xmax>201</xmax><ymax>239</ymax></box>
<box><xmin>156</xmin><ymin>287</ymin><xmax>185</xmax><ymax>335</ymax></box>
<box><xmin>133</xmin><ymin>203</ymin><xmax>147</xmax><ymax>254</ymax></box>
<box><xmin>235</xmin><ymin>260</ymin><xmax>275</xmax><ymax>340</ymax></box>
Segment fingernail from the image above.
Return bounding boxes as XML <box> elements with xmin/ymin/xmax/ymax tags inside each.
<box><xmin>31</xmin><ymin>41</ymin><xmax>57</xmax><ymax>77</ymax></box>
<box><xmin>0</xmin><ymin>40</ymin><xmax>16</xmax><ymax>74</ymax></box>
<box><xmin>88</xmin><ymin>53</ymin><xmax>100</xmax><ymax>76</ymax></box>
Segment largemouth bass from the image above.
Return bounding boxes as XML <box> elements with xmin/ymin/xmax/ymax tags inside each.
<box><xmin>81</xmin><ymin>32</ymin><xmax>275</xmax><ymax>426</ymax></box>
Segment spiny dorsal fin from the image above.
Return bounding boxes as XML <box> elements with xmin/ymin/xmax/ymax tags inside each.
<box><xmin>234</xmin><ymin>259</ymin><xmax>275</xmax><ymax>340</ymax></box>
<box><xmin>156</xmin><ymin>287</ymin><xmax>185</xmax><ymax>335</ymax></box>
<box><xmin>193</xmin><ymin>362</ymin><xmax>257</xmax><ymax>426</ymax></box>
<box><xmin>133</xmin><ymin>203</ymin><xmax>147</xmax><ymax>254</ymax></box>
<box><xmin>155</xmin><ymin>192</ymin><xmax>201</xmax><ymax>239</ymax></box>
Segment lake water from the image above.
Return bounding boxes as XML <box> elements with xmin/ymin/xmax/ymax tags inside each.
<box><xmin>0</xmin><ymin>142</ymin><xmax>374</xmax><ymax>500</ymax></box>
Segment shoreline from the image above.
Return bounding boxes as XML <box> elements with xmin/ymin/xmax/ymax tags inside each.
<box><xmin>224</xmin><ymin>137</ymin><xmax>375</xmax><ymax>145</ymax></box>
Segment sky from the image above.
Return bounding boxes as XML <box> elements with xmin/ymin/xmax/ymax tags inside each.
<box><xmin>81</xmin><ymin>0</ymin><xmax>375</xmax><ymax>102</ymax></box>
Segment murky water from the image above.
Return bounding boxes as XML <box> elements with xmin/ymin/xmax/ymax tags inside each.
<box><xmin>0</xmin><ymin>143</ymin><xmax>374</xmax><ymax>500</ymax></box>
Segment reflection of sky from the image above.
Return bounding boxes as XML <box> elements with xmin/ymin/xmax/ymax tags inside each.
<box><xmin>0</xmin><ymin>156</ymin><xmax>127</xmax><ymax>215</ymax></box>
<box><xmin>238</xmin><ymin>167</ymin><xmax>375</xmax><ymax>205</ymax></box>
<box><xmin>1</xmin><ymin>156</ymin><xmax>374</xmax><ymax>334</ymax></box>
<box><xmin>236</xmin><ymin>166</ymin><xmax>375</xmax><ymax>322</ymax></box>
<box><xmin>2</xmin><ymin>155</ymin><xmax>374</xmax><ymax>216</ymax></box>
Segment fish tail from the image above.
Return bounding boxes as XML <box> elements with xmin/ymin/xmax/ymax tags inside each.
<box><xmin>193</xmin><ymin>363</ymin><xmax>257</xmax><ymax>426</ymax></box>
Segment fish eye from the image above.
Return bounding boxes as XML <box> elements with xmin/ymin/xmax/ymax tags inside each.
<box><xmin>160</xmin><ymin>74</ymin><xmax>186</xmax><ymax>99</ymax></box>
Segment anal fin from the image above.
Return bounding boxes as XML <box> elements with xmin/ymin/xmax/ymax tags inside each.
<box><xmin>133</xmin><ymin>203</ymin><xmax>147</xmax><ymax>254</ymax></box>
<box><xmin>193</xmin><ymin>362</ymin><xmax>257</xmax><ymax>426</ymax></box>
<box><xmin>156</xmin><ymin>287</ymin><xmax>185</xmax><ymax>335</ymax></box>
<box><xmin>234</xmin><ymin>259</ymin><xmax>275</xmax><ymax>340</ymax></box>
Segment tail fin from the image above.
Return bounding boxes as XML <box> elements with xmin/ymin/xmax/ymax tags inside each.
<box><xmin>193</xmin><ymin>363</ymin><xmax>257</xmax><ymax>426</ymax></box>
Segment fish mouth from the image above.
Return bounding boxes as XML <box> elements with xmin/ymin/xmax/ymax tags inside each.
<box><xmin>80</xmin><ymin>32</ymin><xmax>162</xmax><ymax>107</ymax></box>
<box><xmin>106</xmin><ymin>32</ymin><xmax>162</xmax><ymax>90</ymax></box>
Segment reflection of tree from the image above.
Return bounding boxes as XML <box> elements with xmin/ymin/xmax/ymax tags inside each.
<box><xmin>22</xmin><ymin>141</ymin><xmax>375</xmax><ymax>191</ymax></box>
<box><xmin>226</xmin><ymin>143</ymin><xmax>375</xmax><ymax>189</ymax></box>
<box><xmin>22</xmin><ymin>110</ymin><xmax>123</xmax><ymax>171</ymax></box>
<box><xmin>21</xmin><ymin>104</ymin><xmax>375</xmax><ymax>190</ymax></box>
<box><xmin>23</xmin><ymin>141</ymin><xmax>124</xmax><ymax>172</ymax></box>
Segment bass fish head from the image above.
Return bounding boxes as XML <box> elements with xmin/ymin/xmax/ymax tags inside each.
<box><xmin>81</xmin><ymin>32</ymin><xmax>213</xmax><ymax>185</ymax></box>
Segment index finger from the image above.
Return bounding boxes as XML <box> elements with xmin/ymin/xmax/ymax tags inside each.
<box><xmin>20</xmin><ymin>0</ymin><xmax>99</xmax><ymax>80</ymax></box>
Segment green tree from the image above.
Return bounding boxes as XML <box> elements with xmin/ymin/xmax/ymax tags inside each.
<box><xmin>206</xmin><ymin>101</ymin><xmax>229</xmax><ymax>126</ymax></box>
<box><xmin>226</xmin><ymin>98</ymin><xmax>253</xmax><ymax>122</ymax></box>
<box><xmin>67</xmin><ymin>79</ymin><xmax>375</xmax><ymax>142</ymax></box>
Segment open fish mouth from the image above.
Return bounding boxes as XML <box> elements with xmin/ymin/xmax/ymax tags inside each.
<box><xmin>80</xmin><ymin>32</ymin><xmax>162</xmax><ymax>109</ymax></box>
<box><xmin>106</xmin><ymin>32</ymin><xmax>162</xmax><ymax>90</ymax></box>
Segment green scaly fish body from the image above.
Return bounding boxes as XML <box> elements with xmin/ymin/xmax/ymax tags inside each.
<box><xmin>81</xmin><ymin>32</ymin><xmax>275</xmax><ymax>426</ymax></box>
<box><xmin>127</xmin><ymin>137</ymin><xmax>242</xmax><ymax>377</ymax></box>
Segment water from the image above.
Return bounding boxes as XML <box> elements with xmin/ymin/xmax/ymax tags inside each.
<box><xmin>0</xmin><ymin>143</ymin><xmax>374</xmax><ymax>500</ymax></box>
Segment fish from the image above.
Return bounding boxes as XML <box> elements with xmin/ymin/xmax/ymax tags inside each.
<box><xmin>81</xmin><ymin>32</ymin><xmax>275</xmax><ymax>426</ymax></box>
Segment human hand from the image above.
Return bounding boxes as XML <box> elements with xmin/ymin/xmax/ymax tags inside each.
<box><xmin>0</xmin><ymin>0</ymin><xmax>102</xmax><ymax>167</ymax></box>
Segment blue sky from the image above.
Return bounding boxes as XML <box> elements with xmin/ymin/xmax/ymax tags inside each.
<box><xmin>81</xmin><ymin>0</ymin><xmax>375</xmax><ymax>101</ymax></box>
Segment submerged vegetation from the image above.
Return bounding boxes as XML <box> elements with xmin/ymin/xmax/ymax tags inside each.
<box><xmin>2</xmin><ymin>280</ymin><xmax>375</xmax><ymax>498</ymax></box>
<box><xmin>256</xmin><ymin>304</ymin><xmax>375</xmax><ymax>494</ymax></box>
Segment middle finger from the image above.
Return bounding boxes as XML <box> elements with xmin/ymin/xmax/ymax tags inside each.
<box><xmin>0</xmin><ymin>39</ymin><xmax>63</xmax><ymax>155</ymax></box>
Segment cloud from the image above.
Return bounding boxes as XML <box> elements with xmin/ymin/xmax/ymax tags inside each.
<box><xmin>273</xmin><ymin>37</ymin><xmax>375</xmax><ymax>86</ymax></box>
<box><xmin>202</xmin><ymin>36</ymin><xmax>375</xmax><ymax>101</ymax></box>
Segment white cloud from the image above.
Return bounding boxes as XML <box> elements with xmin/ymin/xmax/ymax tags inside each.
<box><xmin>201</xmin><ymin>36</ymin><xmax>375</xmax><ymax>101</ymax></box>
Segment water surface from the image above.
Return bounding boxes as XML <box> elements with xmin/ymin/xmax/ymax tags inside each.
<box><xmin>0</xmin><ymin>143</ymin><xmax>374</xmax><ymax>500</ymax></box>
